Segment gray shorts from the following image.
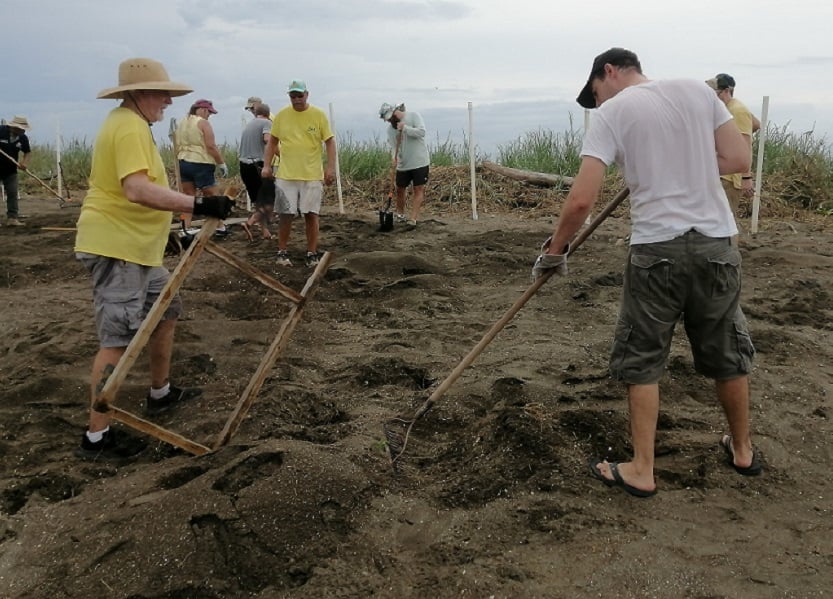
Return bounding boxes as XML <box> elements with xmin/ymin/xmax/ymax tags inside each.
<box><xmin>609</xmin><ymin>230</ymin><xmax>755</xmax><ymax>384</ymax></box>
<box><xmin>275</xmin><ymin>179</ymin><xmax>323</xmax><ymax>215</ymax></box>
<box><xmin>77</xmin><ymin>253</ymin><xmax>182</xmax><ymax>348</ymax></box>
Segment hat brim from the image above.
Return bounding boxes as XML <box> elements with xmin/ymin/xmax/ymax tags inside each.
<box><xmin>576</xmin><ymin>80</ymin><xmax>596</xmax><ymax>109</ymax></box>
<box><xmin>97</xmin><ymin>81</ymin><xmax>193</xmax><ymax>100</ymax></box>
<box><xmin>288</xmin><ymin>89</ymin><xmax>307</xmax><ymax>94</ymax></box>
<box><xmin>8</xmin><ymin>123</ymin><xmax>30</xmax><ymax>131</ymax></box>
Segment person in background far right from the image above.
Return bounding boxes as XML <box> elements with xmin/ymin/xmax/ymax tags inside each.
<box><xmin>706</xmin><ymin>74</ymin><xmax>761</xmax><ymax>226</ymax></box>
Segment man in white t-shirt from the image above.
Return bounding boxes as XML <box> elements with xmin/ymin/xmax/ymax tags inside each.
<box><xmin>533</xmin><ymin>48</ymin><xmax>760</xmax><ymax>497</ymax></box>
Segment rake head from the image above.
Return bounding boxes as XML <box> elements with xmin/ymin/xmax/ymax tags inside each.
<box><xmin>383</xmin><ymin>415</ymin><xmax>416</xmax><ymax>470</ymax></box>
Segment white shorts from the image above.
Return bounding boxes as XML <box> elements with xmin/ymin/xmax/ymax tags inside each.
<box><xmin>275</xmin><ymin>179</ymin><xmax>323</xmax><ymax>215</ymax></box>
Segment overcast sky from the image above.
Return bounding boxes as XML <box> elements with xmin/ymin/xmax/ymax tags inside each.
<box><xmin>3</xmin><ymin>0</ymin><xmax>832</xmax><ymax>159</ymax></box>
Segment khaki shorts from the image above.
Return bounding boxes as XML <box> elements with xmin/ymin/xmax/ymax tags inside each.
<box><xmin>609</xmin><ymin>230</ymin><xmax>754</xmax><ymax>384</ymax></box>
<box><xmin>77</xmin><ymin>253</ymin><xmax>182</xmax><ymax>348</ymax></box>
<box><xmin>722</xmin><ymin>178</ymin><xmax>743</xmax><ymax>218</ymax></box>
<box><xmin>275</xmin><ymin>179</ymin><xmax>323</xmax><ymax>215</ymax></box>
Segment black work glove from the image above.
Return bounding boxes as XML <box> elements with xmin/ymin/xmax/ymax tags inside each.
<box><xmin>193</xmin><ymin>195</ymin><xmax>234</xmax><ymax>219</ymax></box>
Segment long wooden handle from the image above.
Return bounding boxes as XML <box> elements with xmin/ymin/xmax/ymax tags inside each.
<box><xmin>414</xmin><ymin>187</ymin><xmax>630</xmax><ymax>418</ymax></box>
<box><xmin>389</xmin><ymin>130</ymin><xmax>403</xmax><ymax>195</ymax></box>
<box><xmin>0</xmin><ymin>147</ymin><xmax>69</xmax><ymax>205</ymax></box>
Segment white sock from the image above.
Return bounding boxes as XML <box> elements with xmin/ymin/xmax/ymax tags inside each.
<box><xmin>86</xmin><ymin>427</ymin><xmax>109</xmax><ymax>443</ymax></box>
<box><xmin>149</xmin><ymin>383</ymin><xmax>171</xmax><ymax>400</ymax></box>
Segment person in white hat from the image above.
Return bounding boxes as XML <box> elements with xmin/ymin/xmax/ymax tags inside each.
<box><xmin>74</xmin><ymin>57</ymin><xmax>235</xmax><ymax>460</ymax></box>
<box><xmin>0</xmin><ymin>115</ymin><xmax>32</xmax><ymax>226</ymax></box>
<box><xmin>378</xmin><ymin>102</ymin><xmax>430</xmax><ymax>226</ymax></box>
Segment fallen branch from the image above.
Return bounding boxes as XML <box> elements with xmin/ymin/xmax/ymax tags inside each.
<box><xmin>481</xmin><ymin>161</ymin><xmax>574</xmax><ymax>188</ymax></box>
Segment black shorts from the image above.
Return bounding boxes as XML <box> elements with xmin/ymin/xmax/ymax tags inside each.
<box><xmin>396</xmin><ymin>165</ymin><xmax>429</xmax><ymax>188</ymax></box>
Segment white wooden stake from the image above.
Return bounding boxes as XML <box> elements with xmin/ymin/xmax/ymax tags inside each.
<box><xmin>56</xmin><ymin>121</ymin><xmax>63</xmax><ymax>198</ymax></box>
<box><xmin>750</xmin><ymin>96</ymin><xmax>769</xmax><ymax>235</ymax></box>
<box><xmin>328</xmin><ymin>102</ymin><xmax>344</xmax><ymax>214</ymax></box>
<box><xmin>468</xmin><ymin>101</ymin><xmax>478</xmax><ymax>220</ymax></box>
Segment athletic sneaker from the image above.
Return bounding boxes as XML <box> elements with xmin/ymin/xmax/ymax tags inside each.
<box><xmin>6</xmin><ymin>218</ymin><xmax>24</xmax><ymax>227</ymax></box>
<box><xmin>75</xmin><ymin>428</ymin><xmax>147</xmax><ymax>460</ymax></box>
<box><xmin>305</xmin><ymin>251</ymin><xmax>322</xmax><ymax>267</ymax></box>
<box><xmin>144</xmin><ymin>385</ymin><xmax>203</xmax><ymax>416</ymax></box>
<box><xmin>276</xmin><ymin>250</ymin><xmax>293</xmax><ymax>267</ymax></box>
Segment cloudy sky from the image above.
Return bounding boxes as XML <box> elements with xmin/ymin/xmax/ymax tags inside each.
<box><xmin>3</xmin><ymin>0</ymin><xmax>832</xmax><ymax>158</ymax></box>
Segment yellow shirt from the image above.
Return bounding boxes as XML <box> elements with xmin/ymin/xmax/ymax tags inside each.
<box><xmin>722</xmin><ymin>97</ymin><xmax>754</xmax><ymax>190</ymax></box>
<box><xmin>176</xmin><ymin>114</ymin><xmax>213</xmax><ymax>164</ymax></box>
<box><xmin>75</xmin><ymin>107</ymin><xmax>172</xmax><ymax>266</ymax></box>
<box><xmin>271</xmin><ymin>105</ymin><xmax>333</xmax><ymax>181</ymax></box>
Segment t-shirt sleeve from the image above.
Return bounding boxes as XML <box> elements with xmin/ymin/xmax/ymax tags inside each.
<box><xmin>113</xmin><ymin>122</ymin><xmax>155</xmax><ymax>183</ymax></box>
<box><xmin>580</xmin><ymin>114</ymin><xmax>617</xmax><ymax>166</ymax></box>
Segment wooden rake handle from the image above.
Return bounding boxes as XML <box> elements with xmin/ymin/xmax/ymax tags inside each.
<box><xmin>413</xmin><ymin>187</ymin><xmax>630</xmax><ymax>419</ymax></box>
<box><xmin>0</xmin><ymin>147</ymin><xmax>69</xmax><ymax>206</ymax></box>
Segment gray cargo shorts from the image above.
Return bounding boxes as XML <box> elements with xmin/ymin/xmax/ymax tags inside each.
<box><xmin>609</xmin><ymin>230</ymin><xmax>755</xmax><ymax>384</ymax></box>
<box><xmin>77</xmin><ymin>253</ymin><xmax>182</xmax><ymax>348</ymax></box>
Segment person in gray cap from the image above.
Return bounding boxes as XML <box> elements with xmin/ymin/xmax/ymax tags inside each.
<box><xmin>534</xmin><ymin>47</ymin><xmax>758</xmax><ymax>497</ymax></box>
<box><xmin>0</xmin><ymin>115</ymin><xmax>32</xmax><ymax>226</ymax></box>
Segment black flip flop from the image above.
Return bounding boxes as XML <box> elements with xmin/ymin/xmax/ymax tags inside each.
<box><xmin>588</xmin><ymin>458</ymin><xmax>657</xmax><ymax>498</ymax></box>
<box><xmin>720</xmin><ymin>435</ymin><xmax>763</xmax><ymax>476</ymax></box>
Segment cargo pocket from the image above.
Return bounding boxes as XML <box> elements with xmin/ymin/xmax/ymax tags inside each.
<box><xmin>629</xmin><ymin>253</ymin><xmax>674</xmax><ymax>301</ymax></box>
<box><xmin>734</xmin><ymin>319</ymin><xmax>755</xmax><ymax>373</ymax></box>
<box><xmin>609</xmin><ymin>321</ymin><xmax>633</xmax><ymax>381</ymax></box>
<box><xmin>707</xmin><ymin>249</ymin><xmax>741</xmax><ymax>297</ymax></box>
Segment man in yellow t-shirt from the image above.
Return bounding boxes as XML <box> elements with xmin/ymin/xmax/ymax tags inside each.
<box><xmin>706</xmin><ymin>73</ymin><xmax>761</xmax><ymax>221</ymax></box>
<box><xmin>262</xmin><ymin>80</ymin><xmax>336</xmax><ymax>268</ymax></box>
<box><xmin>74</xmin><ymin>58</ymin><xmax>234</xmax><ymax>460</ymax></box>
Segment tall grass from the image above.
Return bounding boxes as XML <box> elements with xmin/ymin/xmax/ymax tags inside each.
<box><xmin>754</xmin><ymin>124</ymin><xmax>833</xmax><ymax>211</ymax></box>
<box><xmin>17</xmin><ymin>123</ymin><xmax>833</xmax><ymax>212</ymax></box>
<box><xmin>497</xmin><ymin>121</ymin><xmax>584</xmax><ymax>175</ymax></box>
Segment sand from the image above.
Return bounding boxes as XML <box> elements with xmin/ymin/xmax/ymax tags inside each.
<box><xmin>0</xmin><ymin>172</ymin><xmax>831</xmax><ymax>598</ymax></box>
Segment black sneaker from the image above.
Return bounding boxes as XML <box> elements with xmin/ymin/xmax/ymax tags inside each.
<box><xmin>305</xmin><ymin>251</ymin><xmax>322</xmax><ymax>267</ymax></box>
<box><xmin>75</xmin><ymin>428</ymin><xmax>147</xmax><ymax>460</ymax></box>
<box><xmin>145</xmin><ymin>385</ymin><xmax>203</xmax><ymax>416</ymax></box>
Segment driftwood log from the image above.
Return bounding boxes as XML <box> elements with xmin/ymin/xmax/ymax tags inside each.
<box><xmin>481</xmin><ymin>161</ymin><xmax>574</xmax><ymax>187</ymax></box>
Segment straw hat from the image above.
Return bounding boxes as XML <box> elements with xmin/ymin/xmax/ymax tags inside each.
<box><xmin>97</xmin><ymin>58</ymin><xmax>192</xmax><ymax>100</ymax></box>
<box><xmin>7</xmin><ymin>115</ymin><xmax>31</xmax><ymax>131</ymax></box>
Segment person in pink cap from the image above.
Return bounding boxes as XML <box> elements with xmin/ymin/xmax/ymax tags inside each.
<box><xmin>176</xmin><ymin>98</ymin><xmax>229</xmax><ymax>233</ymax></box>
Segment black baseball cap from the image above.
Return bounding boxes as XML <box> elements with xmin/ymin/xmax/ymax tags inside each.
<box><xmin>577</xmin><ymin>47</ymin><xmax>642</xmax><ymax>109</ymax></box>
<box><xmin>705</xmin><ymin>73</ymin><xmax>736</xmax><ymax>91</ymax></box>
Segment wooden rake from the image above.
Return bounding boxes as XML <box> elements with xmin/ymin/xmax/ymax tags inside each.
<box><xmin>92</xmin><ymin>214</ymin><xmax>332</xmax><ymax>455</ymax></box>
<box><xmin>383</xmin><ymin>187</ymin><xmax>630</xmax><ymax>469</ymax></box>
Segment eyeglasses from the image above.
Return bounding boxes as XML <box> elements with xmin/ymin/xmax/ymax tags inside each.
<box><xmin>288</xmin><ymin>92</ymin><xmax>305</xmax><ymax>99</ymax></box>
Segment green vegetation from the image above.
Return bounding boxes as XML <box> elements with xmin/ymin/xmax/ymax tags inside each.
<box><xmin>17</xmin><ymin>123</ymin><xmax>833</xmax><ymax>214</ymax></box>
<box><xmin>754</xmin><ymin>124</ymin><xmax>833</xmax><ymax>212</ymax></box>
<box><xmin>497</xmin><ymin>121</ymin><xmax>584</xmax><ymax>176</ymax></box>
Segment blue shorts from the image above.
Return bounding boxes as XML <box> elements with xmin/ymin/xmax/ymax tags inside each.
<box><xmin>76</xmin><ymin>253</ymin><xmax>182</xmax><ymax>348</ymax></box>
<box><xmin>179</xmin><ymin>160</ymin><xmax>216</xmax><ymax>190</ymax></box>
<box><xmin>609</xmin><ymin>230</ymin><xmax>755</xmax><ymax>384</ymax></box>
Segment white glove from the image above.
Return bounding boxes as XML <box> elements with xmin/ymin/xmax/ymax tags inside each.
<box><xmin>531</xmin><ymin>236</ymin><xmax>570</xmax><ymax>281</ymax></box>
<box><xmin>217</xmin><ymin>163</ymin><xmax>229</xmax><ymax>178</ymax></box>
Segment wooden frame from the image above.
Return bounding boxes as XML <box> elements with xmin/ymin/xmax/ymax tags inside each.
<box><xmin>91</xmin><ymin>217</ymin><xmax>332</xmax><ymax>455</ymax></box>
